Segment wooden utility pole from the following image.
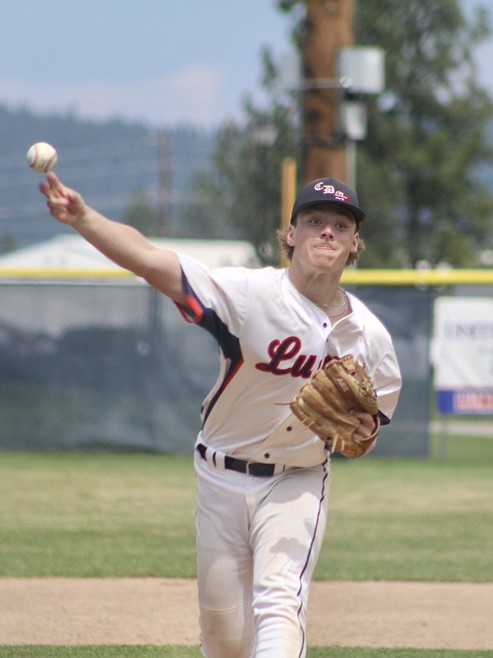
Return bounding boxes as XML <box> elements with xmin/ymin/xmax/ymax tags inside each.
<box><xmin>280</xmin><ymin>157</ymin><xmax>297</xmax><ymax>266</ymax></box>
<box><xmin>302</xmin><ymin>0</ymin><xmax>354</xmax><ymax>184</ymax></box>
<box><xmin>281</xmin><ymin>157</ymin><xmax>297</xmax><ymax>234</ymax></box>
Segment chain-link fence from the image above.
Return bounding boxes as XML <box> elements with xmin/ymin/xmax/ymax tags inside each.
<box><xmin>0</xmin><ymin>276</ymin><xmax>449</xmax><ymax>457</ymax></box>
<box><xmin>0</xmin><ymin>280</ymin><xmax>218</xmax><ymax>452</ymax></box>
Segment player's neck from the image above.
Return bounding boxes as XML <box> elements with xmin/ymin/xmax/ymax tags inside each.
<box><xmin>287</xmin><ymin>266</ymin><xmax>344</xmax><ymax>310</ymax></box>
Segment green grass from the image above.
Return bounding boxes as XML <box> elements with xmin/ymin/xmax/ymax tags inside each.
<box><xmin>0</xmin><ymin>649</ymin><xmax>199</xmax><ymax>658</ymax></box>
<box><xmin>1</xmin><ymin>435</ymin><xmax>492</xmax><ymax>581</ymax></box>
<box><xmin>0</xmin><ymin>453</ymin><xmax>196</xmax><ymax>577</ymax></box>
<box><xmin>7</xmin><ymin>644</ymin><xmax>485</xmax><ymax>657</ymax></box>
<box><xmin>0</xmin><ymin>438</ymin><xmax>492</xmax><ymax>656</ymax></box>
<box><xmin>317</xmin><ymin>436</ymin><xmax>493</xmax><ymax>581</ymax></box>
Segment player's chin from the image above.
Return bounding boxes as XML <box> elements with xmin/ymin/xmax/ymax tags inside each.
<box><xmin>311</xmin><ymin>250</ymin><xmax>340</xmax><ymax>268</ymax></box>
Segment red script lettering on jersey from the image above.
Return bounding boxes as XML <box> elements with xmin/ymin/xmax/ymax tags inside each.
<box><xmin>255</xmin><ymin>337</ymin><xmax>330</xmax><ymax>379</ymax></box>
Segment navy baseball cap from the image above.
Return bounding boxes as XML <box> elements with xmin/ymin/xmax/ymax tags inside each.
<box><xmin>291</xmin><ymin>177</ymin><xmax>365</xmax><ymax>224</ymax></box>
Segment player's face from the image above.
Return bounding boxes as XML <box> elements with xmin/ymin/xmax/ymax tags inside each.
<box><xmin>287</xmin><ymin>207</ymin><xmax>359</xmax><ymax>273</ymax></box>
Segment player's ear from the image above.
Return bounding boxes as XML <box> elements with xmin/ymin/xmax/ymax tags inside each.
<box><xmin>286</xmin><ymin>223</ymin><xmax>296</xmax><ymax>248</ymax></box>
<box><xmin>350</xmin><ymin>231</ymin><xmax>359</xmax><ymax>254</ymax></box>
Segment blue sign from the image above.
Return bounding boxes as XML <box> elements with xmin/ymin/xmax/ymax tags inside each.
<box><xmin>437</xmin><ymin>389</ymin><xmax>493</xmax><ymax>415</ymax></box>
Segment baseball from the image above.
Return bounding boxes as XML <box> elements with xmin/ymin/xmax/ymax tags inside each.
<box><xmin>26</xmin><ymin>142</ymin><xmax>58</xmax><ymax>173</ymax></box>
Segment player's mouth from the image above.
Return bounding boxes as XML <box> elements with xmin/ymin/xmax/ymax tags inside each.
<box><xmin>314</xmin><ymin>242</ymin><xmax>336</xmax><ymax>251</ymax></box>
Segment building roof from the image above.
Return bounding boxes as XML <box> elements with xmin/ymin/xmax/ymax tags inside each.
<box><xmin>0</xmin><ymin>235</ymin><xmax>259</xmax><ymax>277</ymax></box>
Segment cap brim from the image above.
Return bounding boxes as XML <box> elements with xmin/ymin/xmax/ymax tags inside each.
<box><xmin>292</xmin><ymin>200</ymin><xmax>365</xmax><ymax>223</ymax></box>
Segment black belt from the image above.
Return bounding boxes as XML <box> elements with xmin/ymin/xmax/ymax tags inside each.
<box><xmin>196</xmin><ymin>443</ymin><xmax>276</xmax><ymax>477</ymax></box>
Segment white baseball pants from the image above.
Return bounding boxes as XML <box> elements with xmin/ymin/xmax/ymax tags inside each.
<box><xmin>194</xmin><ymin>454</ymin><xmax>330</xmax><ymax>658</ymax></box>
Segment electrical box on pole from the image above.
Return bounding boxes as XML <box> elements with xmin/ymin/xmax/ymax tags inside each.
<box><xmin>337</xmin><ymin>46</ymin><xmax>385</xmax><ymax>141</ymax></box>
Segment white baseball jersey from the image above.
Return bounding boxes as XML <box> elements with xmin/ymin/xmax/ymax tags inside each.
<box><xmin>177</xmin><ymin>254</ymin><xmax>402</xmax><ymax>467</ymax></box>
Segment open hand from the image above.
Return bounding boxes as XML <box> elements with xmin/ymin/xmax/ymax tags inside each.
<box><xmin>39</xmin><ymin>172</ymin><xmax>86</xmax><ymax>226</ymax></box>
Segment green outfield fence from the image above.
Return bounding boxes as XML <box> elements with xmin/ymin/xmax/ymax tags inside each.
<box><xmin>1</xmin><ymin>267</ymin><xmax>492</xmax><ymax>456</ymax></box>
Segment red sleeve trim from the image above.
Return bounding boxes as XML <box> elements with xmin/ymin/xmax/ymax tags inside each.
<box><xmin>175</xmin><ymin>292</ymin><xmax>204</xmax><ymax>324</ymax></box>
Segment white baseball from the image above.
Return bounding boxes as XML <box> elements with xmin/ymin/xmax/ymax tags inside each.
<box><xmin>26</xmin><ymin>142</ymin><xmax>58</xmax><ymax>173</ymax></box>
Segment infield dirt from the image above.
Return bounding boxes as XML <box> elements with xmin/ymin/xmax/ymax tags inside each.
<box><xmin>1</xmin><ymin>578</ymin><xmax>492</xmax><ymax>650</ymax></box>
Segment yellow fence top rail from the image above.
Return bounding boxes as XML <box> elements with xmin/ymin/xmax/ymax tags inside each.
<box><xmin>0</xmin><ymin>268</ymin><xmax>136</xmax><ymax>279</ymax></box>
<box><xmin>341</xmin><ymin>269</ymin><xmax>493</xmax><ymax>286</ymax></box>
<box><xmin>0</xmin><ymin>267</ymin><xmax>492</xmax><ymax>285</ymax></box>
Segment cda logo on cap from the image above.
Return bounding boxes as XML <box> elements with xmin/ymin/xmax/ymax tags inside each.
<box><xmin>291</xmin><ymin>177</ymin><xmax>365</xmax><ymax>223</ymax></box>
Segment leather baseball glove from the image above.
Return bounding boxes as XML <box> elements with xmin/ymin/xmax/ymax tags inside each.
<box><xmin>290</xmin><ymin>354</ymin><xmax>380</xmax><ymax>458</ymax></box>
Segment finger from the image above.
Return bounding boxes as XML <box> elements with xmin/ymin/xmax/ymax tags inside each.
<box><xmin>350</xmin><ymin>409</ymin><xmax>372</xmax><ymax>420</ymax></box>
<box><xmin>39</xmin><ymin>175</ymin><xmax>59</xmax><ymax>198</ymax></box>
<box><xmin>46</xmin><ymin>198</ymin><xmax>63</xmax><ymax>214</ymax></box>
<box><xmin>45</xmin><ymin>171</ymin><xmax>63</xmax><ymax>190</ymax></box>
<box><xmin>47</xmin><ymin>203</ymin><xmax>69</xmax><ymax>223</ymax></box>
<box><xmin>41</xmin><ymin>173</ymin><xmax>69</xmax><ymax>201</ymax></box>
<box><xmin>350</xmin><ymin>411</ymin><xmax>375</xmax><ymax>434</ymax></box>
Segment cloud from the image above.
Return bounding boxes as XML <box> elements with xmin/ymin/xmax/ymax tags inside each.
<box><xmin>0</xmin><ymin>65</ymin><xmax>235</xmax><ymax>127</ymax></box>
<box><xmin>165</xmin><ymin>65</ymin><xmax>226</xmax><ymax>124</ymax></box>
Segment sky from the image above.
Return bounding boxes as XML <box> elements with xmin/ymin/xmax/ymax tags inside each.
<box><xmin>0</xmin><ymin>0</ymin><xmax>292</xmax><ymax>128</ymax></box>
<box><xmin>1</xmin><ymin>0</ymin><xmax>493</xmax><ymax>129</ymax></box>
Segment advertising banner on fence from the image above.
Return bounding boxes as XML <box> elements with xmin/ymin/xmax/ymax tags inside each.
<box><xmin>433</xmin><ymin>297</ymin><xmax>493</xmax><ymax>414</ymax></box>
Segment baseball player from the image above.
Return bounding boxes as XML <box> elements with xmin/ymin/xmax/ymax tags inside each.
<box><xmin>40</xmin><ymin>173</ymin><xmax>401</xmax><ymax>658</ymax></box>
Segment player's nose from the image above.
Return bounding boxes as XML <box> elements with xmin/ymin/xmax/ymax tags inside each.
<box><xmin>320</xmin><ymin>223</ymin><xmax>334</xmax><ymax>239</ymax></box>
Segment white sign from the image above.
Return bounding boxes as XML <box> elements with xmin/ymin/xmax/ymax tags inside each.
<box><xmin>433</xmin><ymin>297</ymin><xmax>493</xmax><ymax>414</ymax></box>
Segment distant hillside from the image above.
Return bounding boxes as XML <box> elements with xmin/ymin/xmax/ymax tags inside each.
<box><xmin>0</xmin><ymin>105</ymin><xmax>216</xmax><ymax>249</ymax></box>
